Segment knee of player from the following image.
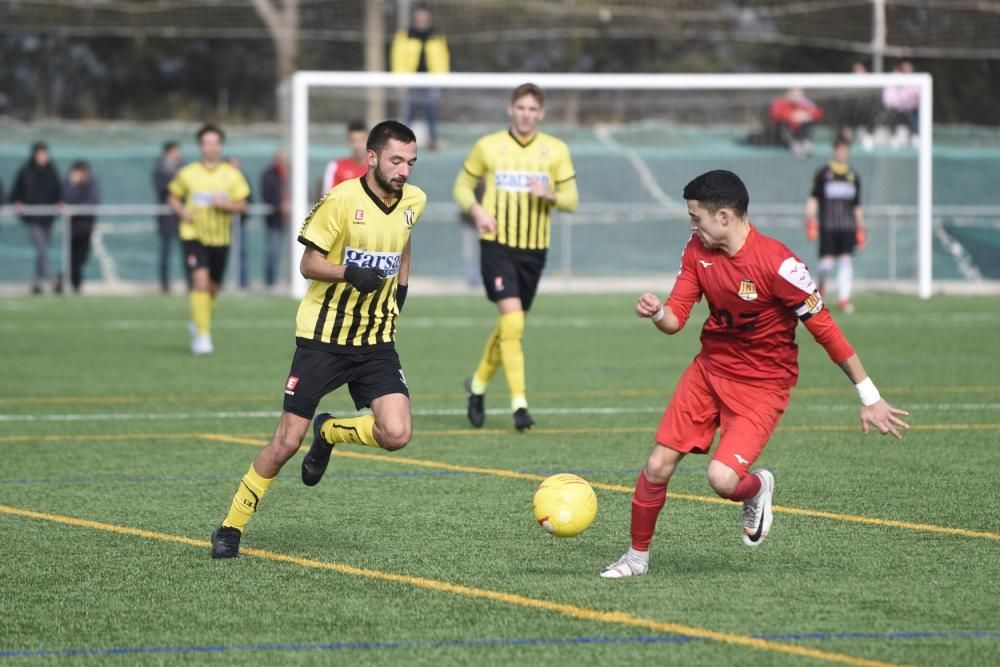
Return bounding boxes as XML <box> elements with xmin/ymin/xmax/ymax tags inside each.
<box><xmin>706</xmin><ymin>463</ymin><xmax>739</xmax><ymax>497</ymax></box>
<box><xmin>376</xmin><ymin>421</ymin><xmax>411</xmax><ymax>451</ymax></box>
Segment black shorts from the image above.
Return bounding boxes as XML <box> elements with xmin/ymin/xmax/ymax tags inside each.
<box><xmin>183</xmin><ymin>240</ymin><xmax>230</xmax><ymax>285</ymax></box>
<box><xmin>282</xmin><ymin>343</ymin><xmax>409</xmax><ymax>419</ymax></box>
<box><xmin>819</xmin><ymin>229</ymin><xmax>857</xmax><ymax>257</ymax></box>
<box><xmin>480</xmin><ymin>240</ymin><xmax>547</xmax><ymax>311</ymax></box>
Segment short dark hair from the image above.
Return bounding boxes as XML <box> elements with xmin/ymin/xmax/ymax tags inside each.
<box><xmin>162</xmin><ymin>140</ymin><xmax>179</xmax><ymax>153</ymax></box>
<box><xmin>70</xmin><ymin>160</ymin><xmax>90</xmax><ymax>172</ymax></box>
<box><xmin>833</xmin><ymin>135</ymin><xmax>851</xmax><ymax>149</ymax></box>
<box><xmin>511</xmin><ymin>83</ymin><xmax>544</xmax><ymax>106</ymax></box>
<box><xmin>196</xmin><ymin>123</ymin><xmax>225</xmax><ymax>143</ymax></box>
<box><xmin>682</xmin><ymin>170</ymin><xmax>749</xmax><ymax>217</ymax></box>
<box><xmin>367</xmin><ymin>120</ymin><xmax>417</xmax><ymax>152</ymax></box>
<box><xmin>347</xmin><ymin>119</ymin><xmax>367</xmax><ymax>134</ymax></box>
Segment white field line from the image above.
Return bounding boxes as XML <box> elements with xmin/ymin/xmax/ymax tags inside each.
<box><xmin>594</xmin><ymin>123</ymin><xmax>679</xmax><ymax>209</ymax></box>
<box><xmin>933</xmin><ymin>223</ymin><xmax>982</xmax><ymax>281</ymax></box>
<box><xmin>90</xmin><ymin>227</ymin><xmax>122</xmax><ymax>286</ymax></box>
<box><xmin>1</xmin><ymin>403</ymin><xmax>998</xmax><ymax>422</ymax></box>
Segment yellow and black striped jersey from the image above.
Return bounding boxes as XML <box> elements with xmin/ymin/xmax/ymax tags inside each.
<box><xmin>296</xmin><ymin>177</ymin><xmax>426</xmax><ymax>350</ymax></box>
<box><xmin>453</xmin><ymin>130</ymin><xmax>578</xmax><ymax>251</ymax></box>
<box><xmin>168</xmin><ymin>161</ymin><xmax>250</xmax><ymax>247</ymax></box>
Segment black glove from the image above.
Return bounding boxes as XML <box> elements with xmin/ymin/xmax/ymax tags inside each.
<box><xmin>396</xmin><ymin>284</ymin><xmax>408</xmax><ymax>312</ymax></box>
<box><xmin>344</xmin><ymin>265</ymin><xmax>385</xmax><ymax>293</ymax></box>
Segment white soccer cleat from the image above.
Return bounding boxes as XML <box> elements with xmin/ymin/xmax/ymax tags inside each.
<box><xmin>742</xmin><ymin>469</ymin><xmax>774</xmax><ymax>548</ymax></box>
<box><xmin>191</xmin><ymin>333</ymin><xmax>214</xmax><ymax>355</ymax></box>
<box><xmin>599</xmin><ymin>549</ymin><xmax>649</xmax><ymax>578</ymax></box>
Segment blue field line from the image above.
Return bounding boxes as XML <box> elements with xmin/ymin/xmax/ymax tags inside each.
<box><xmin>3</xmin><ymin>629</ymin><xmax>999</xmax><ymax>659</ymax></box>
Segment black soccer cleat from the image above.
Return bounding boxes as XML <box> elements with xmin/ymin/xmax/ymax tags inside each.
<box><xmin>301</xmin><ymin>412</ymin><xmax>335</xmax><ymax>487</ymax></box>
<box><xmin>210</xmin><ymin>526</ymin><xmax>242</xmax><ymax>559</ymax></box>
<box><xmin>465</xmin><ymin>377</ymin><xmax>485</xmax><ymax>428</ymax></box>
<box><xmin>513</xmin><ymin>407</ymin><xmax>535</xmax><ymax>432</ymax></box>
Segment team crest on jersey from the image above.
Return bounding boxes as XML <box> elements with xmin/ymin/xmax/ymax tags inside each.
<box><xmin>737</xmin><ymin>279</ymin><xmax>758</xmax><ymax>301</ymax></box>
<box><xmin>404</xmin><ymin>208</ymin><xmax>415</xmax><ymax>229</ymax></box>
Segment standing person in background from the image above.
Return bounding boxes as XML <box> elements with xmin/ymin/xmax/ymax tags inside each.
<box><xmin>391</xmin><ymin>3</ymin><xmax>450</xmax><ymax>151</ymax></box>
<box><xmin>226</xmin><ymin>155</ymin><xmax>254</xmax><ymax>290</ymax></box>
<box><xmin>806</xmin><ymin>136</ymin><xmax>866</xmax><ymax>314</ymax></box>
<box><xmin>153</xmin><ymin>141</ymin><xmax>183</xmax><ymax>293</ymax></box>
<box><xmin>880</xmin><ymin>60</ymin><xmax>920</xmax><ymax>148</ymax></box>
<box><xmin>453</xmin><ymin>83</ymin><xmax>579</xmax><ymax>431</ymax></box>
<box><xmin>61</xmin><ymin>161</ymin><xmax>100</xmax><ymax>294</ymax></box>
<box><xmin>260</xmin><ymin>148</ymin><xmax>289</xmax><ymax>289</ymax></box>
<box><xmin>168</xmin><ymin>123</ymin><xmax>250</xmax><ymax>355</ymax></box>
<box><xmin>10</xmin><ymin>142</ymin><xmax>62</xmax><ymax>295</ymax></box>
<box><xmin>769</xmin><ymin>88</ymin><xmax>824</xmax><ymax>158</ymax></box>
<box><xmin>320</xmin><ymin>119</ymin><xmax>368</xmax><ymax>196</ymax></box>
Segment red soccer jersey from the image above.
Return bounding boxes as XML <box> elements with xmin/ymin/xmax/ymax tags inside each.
<box><xmin>666</xmin><ymin>225</ymin><xmax>829</xmax><ymax>388</ymax></box>
<box><xmin>322</xmin><ymin>158</ymin><xmax>367</xmax><ymax>192</ymax></box>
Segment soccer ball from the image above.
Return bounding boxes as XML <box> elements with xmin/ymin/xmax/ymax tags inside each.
<box><xmin>532</xmin><ymin>473</ymin><xmax>598</xmax><ymax>538</ymax></box>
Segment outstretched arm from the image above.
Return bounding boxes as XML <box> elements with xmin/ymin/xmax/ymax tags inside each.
<box><xmin>835</xmin><ymin>354</ymin><xmax>910</xmax><ymax>439</ymax></box>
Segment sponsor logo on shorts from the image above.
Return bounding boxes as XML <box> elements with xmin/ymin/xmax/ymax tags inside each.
<box><xmin>494</xmin><ymin>275</ymin><xmax>505</xmax><ymax>292</ymax></box>
<box><xmin>344</xmin><ymin>247</ymin><xmax>401</xmax><ymax>277</ymax></box>
<box><xmin>734</xmin><ymin>453</ymin><xmax>749</xmax><ymax>465</ymax></box>
<box><xmin>285</xmin><ymin>376</ymin><xmax>299</xmax><ymax>396</ymax></box>
<box><xmin>398</xmin><ymin>369</ymin><xmax>408</xmax><ymax>387</ymax></box>
<box><xmin>737</xmin><ymin>279</ymin><xmax>758</xmax><ymax>301</ymax></box>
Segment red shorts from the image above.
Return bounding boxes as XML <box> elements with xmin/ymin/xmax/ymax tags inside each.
<box><xmin>655</xmin><ymin>358</ymin><xmax>790</xmax><ymax>477</ymax></box>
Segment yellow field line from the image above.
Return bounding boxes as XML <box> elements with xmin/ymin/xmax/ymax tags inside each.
<box><xmin>197</xmin><ymin>434</ymin><xmax>1000</xmax><ymax>543</ymax></box>
<box><xmin>0</xmin><ymin>503</ymin><xmax>901</xmax><ymax>667</ymax></box>
<box><xmin>1</xmin><ymin>385</ymin><xmax>997</xmax><ymax>406</ymax></box>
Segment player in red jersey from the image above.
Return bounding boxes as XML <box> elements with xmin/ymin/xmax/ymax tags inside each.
<box><xmin>320</xmin><ymin>119</ymin><xmax>368</xmax><ymax>193</ymax></box>
<box><xmin>601</xmin><ymin>170</ymin><xmax>909</xmax><ymax>579</ymax></box>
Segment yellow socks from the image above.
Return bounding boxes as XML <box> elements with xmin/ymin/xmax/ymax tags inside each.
<box><xmin>222</xmin><ymin>464</ymin><xmax>274</xmax><ymax>533</ymax></box>
<box><xmin>498</xmin><ymin>311</ymin><xmax>527</xmax><ymax>409</ymax></box>
<box><xmin>321</xmin><ymin>414</ymin><xmax>380</xmax><ymax>448</ymax></box>
<box><xmin>190</xmin><ymin>290</ymin><xmax>213</xmax><ymax>336</ymax></box>
<box><xmin>472</xmin><ymin>326</ymin><xmax>501</xmax><ymax>392</ymax></box>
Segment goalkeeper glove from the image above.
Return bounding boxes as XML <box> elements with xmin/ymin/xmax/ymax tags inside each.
<box><xmin>806</xmin><ymin>217</ymin><xmax>819</xmax><ymax>241</ymax></box>
<box><xmin>344</xmin><ymin>265</ymin><xmax>385</xmax><ymax>293</ymax></box>
<box><xmin>396</xmin><ymin>284</ymin><xmax>408</xmax><ymax>312</ymax></box>
<box><xmin>855</xmin><ymin>227</ymin><xmax>867</xmax><ymax>250</ymax></box>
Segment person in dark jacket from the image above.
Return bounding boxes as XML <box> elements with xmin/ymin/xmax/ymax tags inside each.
<box><xmin>259</xmin><ymin>148</ymin><xmax>288</xmax><ymax>288</ymax></box>
<box><xmin>153</xmin><ymin>141</ymin><xmax>183</xmax><ymax>293</ymax></box>
<box><xmin>62</xmin><ymin>161</ymin><xmax>100</xmax><ymax>293</ymax></box>
<box><xmin>10</xmin><ymin>142</ymin><xmax>62</xmax><ymax>294</ymax></box>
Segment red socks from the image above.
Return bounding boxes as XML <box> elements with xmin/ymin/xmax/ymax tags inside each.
<box><xmin>727</xmin><ymin>471</ymin><xmax>762</xmax><ymax>501</ymax></box>
<box><xmin>630</xmin><ymin>470</ymin><xmax>668</xmax><ymax>551</ymax></box>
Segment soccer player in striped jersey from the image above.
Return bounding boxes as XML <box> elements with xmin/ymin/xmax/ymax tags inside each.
<box><xmin>805</xmin><ymin>136</ymin><xmax>866</xmax><ymax>313</ymax></box>
<box><xmin>167</xmin><ymin>123</ymin><xmax>250</xmax><ymax>355</ymax></box>
<box><xmin>453</xmin><ymin>83</ymin><xmax>579</xmax><ymax>431</ymax></box>
<box><xmin>210</xmin><ymin>121</ymin><xmax>425</xmax><ymax>558</ymax></box>
<box><xmin>601</xmin><ymin>170</ymin><xmax>908</xmax><ymax>578</ymax></box>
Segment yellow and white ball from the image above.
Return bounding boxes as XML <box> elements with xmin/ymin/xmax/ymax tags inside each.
<box><xmin>532</xmin><ymin>473</ymin><xmax>598</xmax><ymax>537</ymax></box>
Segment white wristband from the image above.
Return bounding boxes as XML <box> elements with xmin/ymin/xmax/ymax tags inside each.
<box><xmin>855</xmin><ymin>377</ymin><xmax>881</xmax><ymax>406</ymax></box>
<box><xmin>651</xmin><ymin>305</ymin><xmax>665</xmax><ymax>322</ymax></box>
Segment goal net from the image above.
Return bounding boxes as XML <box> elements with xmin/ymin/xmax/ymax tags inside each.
<box><xmin>290</xmin><ymin>72</ymin><xmax>933</xmax><ymax>299</ymax></box>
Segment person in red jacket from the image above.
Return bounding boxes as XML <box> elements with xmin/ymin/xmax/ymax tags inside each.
<box><xmin>319</xmin><ymin>119</ymin><xmax>368</xmax><ymax>195</ymax></box>
<box><xmin>769</xmin><ymin>88</ymin><xmax>824</xmax><ymax>158</ymax></box>
<box><xmin>600</xmin><ymin>170</ymin><xmax>908</xmax><ymax>579</ymax></box>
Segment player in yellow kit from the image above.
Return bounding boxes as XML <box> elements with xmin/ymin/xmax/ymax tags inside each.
<box><xmin>453</xmin><ymin>83</ymin><xmax>579</xmax><ymax>430</ymax></box>
<box><xmin>167</xmin><ymin>123</ymin><xmax>249</xmax><ymax>355</ymax></box>
<box><xmin>210</xmin><ymin>121</ymin><xmax>425</xmax><ymax>558</ymax></box>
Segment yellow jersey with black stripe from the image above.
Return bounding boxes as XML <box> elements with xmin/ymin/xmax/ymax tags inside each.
<box><xmin>296</xmin><ymin>177</ymin><xmax>426</xmax><ymax>350</ymax></box>
<box><xmin>453</xmin><ymin>129</ymin><xmax>578</xmax><ymax>250</ymax></box>
<box><xmin>168</xmin><ymin>161</ymin><xmax>250</xmax><ymax>247</ymax></box>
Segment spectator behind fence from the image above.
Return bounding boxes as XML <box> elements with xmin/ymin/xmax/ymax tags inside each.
<box><xmin>10</xmin><ymin>142</ymin><xmax>62</xmax><ymax>295</ymax></box>
<box><xmin>153</xmin><ymin>141</ymin><xmax>184</xmax><ymax>293</ymax></box>
<box><xmin>391</xmin><ymin>3</ymin><xmax>450</xmax><ymax>150</ymax></box>
<box><xmin>260</xmin><ymin>148</ymin><xmax>289</xmax><ymax>289</ymax></box>
<box><xmin>62</xmin><ymin>161</ymin><xmax>100</xmax><ymax>294</ymax></box>
<box><xmin>319</xmin><ymin>119</ymin><xmax>368</xmax><ymax>196</ymax></box>
<box><xmin>880</xmin><ymin>60</ymin><xmax>920</xmax><ymax>148</ymax></box>
<box><xmin>769</xmin><ymin>88</ymin><xmax>824</xmax><ymax>158</ymax></box>
<box><xmin>226</xmin><ymin>155</ymin><xmax>253</xmax><ymax>289</ymax></box>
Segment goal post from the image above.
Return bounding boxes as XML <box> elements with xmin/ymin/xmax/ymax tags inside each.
<box><xmin>289</xmin><ymin>71</ymin><xmax>933</xmax><ymax>299</ymax></box>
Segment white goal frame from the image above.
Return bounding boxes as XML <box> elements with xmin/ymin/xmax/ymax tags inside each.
<box><xmin>289</xmin><ymin>71</ymin><xmax>933</xmax><ymax>299</ymax></box>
